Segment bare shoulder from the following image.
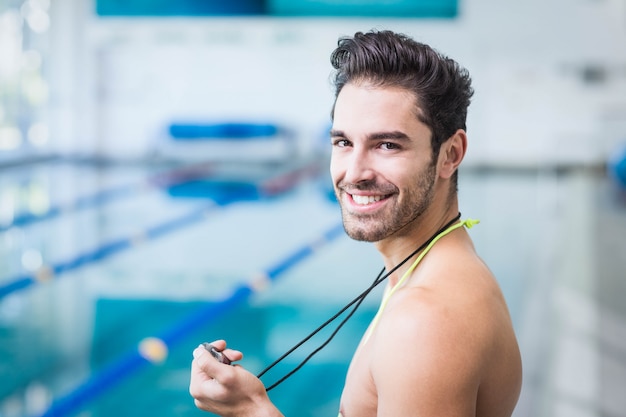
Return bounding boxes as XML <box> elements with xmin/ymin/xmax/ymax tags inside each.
<box><xmin>370</xmin><ymin>238</ymin><xmax>522</xmax><ymax>416</ymax></box>
<box><xmin>383</xmin><ymin>239</ymin><xmax>512</xmax><ymax>342</ymax></box>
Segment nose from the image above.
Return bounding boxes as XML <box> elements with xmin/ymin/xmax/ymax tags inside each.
<box><xmin>333</xmin><ymin>147</ymin><xmax>375</xmax><ymax>185</ymax></box>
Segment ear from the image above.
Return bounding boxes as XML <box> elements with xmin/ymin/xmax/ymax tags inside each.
<box><xmin>438</xmin><ymin>129</ymin><xmax>467</xmax><ymax>179</ymax></box>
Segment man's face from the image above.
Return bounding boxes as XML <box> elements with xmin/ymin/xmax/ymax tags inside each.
<box><xmin>330</xmin><ymin>83</ymin><xmax>437</xmax><ymax>242</ymax></box>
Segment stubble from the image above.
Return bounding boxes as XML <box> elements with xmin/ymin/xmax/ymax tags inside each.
<box><xmin>337</xmin><ymin>161</ymin><xmax>437</xmax><ymax>242</ymax></box>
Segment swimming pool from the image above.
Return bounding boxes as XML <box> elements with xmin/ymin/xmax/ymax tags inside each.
<box><xmin>0</xmin><ymin>159</ymin><xmax>385</xmax><ymax>417</ymax></box>
<box><xmin>2</xmin><ymin>159</ymin><xmax>622</xmax><ymax>417</ymax></box>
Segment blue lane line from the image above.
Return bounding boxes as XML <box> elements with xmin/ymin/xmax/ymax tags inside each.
<box><xmin>266</xmin><ymin>224</ymin><xmax>345</xmax><ymax>281</ymax></box>
<box><xmin>169</xmin><ymin>122</ymin><xmax>283</xmax><ymax>140</ymax></box>
<box><xmin>34</xmin><ymin>222</ymin><xmax>345</xmax><ymax>417</ymax></box>
<box><xmin>0</xmin><ymin>161</ymin><xmax>323</xmax><ymax>301</ymax></box>
<box><xmin>0</xmin><ymin>162</ymin><xmax>215</xmax><ymax>233</ymax></box>
<box><xmin>0</xmin><ymin>203</ymin><xmax>220</xmax><ymax>300</ymax></box>
<box><xmin>0</xmin><ymin>185</ymin><xmax>135</xmax><ymax>233</ymax></box>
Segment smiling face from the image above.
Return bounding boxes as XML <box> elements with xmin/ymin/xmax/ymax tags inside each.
<box><xmin>330</xmin><ymin>83</ymin><xmax>438</xmax><ymax>243</ymax></box>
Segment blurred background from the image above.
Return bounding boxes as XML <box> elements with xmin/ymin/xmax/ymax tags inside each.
<box><xmin>1</xmin><ymin>0</ymin><xmax>625</xmax><ymax>416</ymax></box>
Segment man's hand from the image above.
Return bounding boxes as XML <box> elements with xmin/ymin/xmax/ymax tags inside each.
<box><xmin>189</xmin><ymin>340</ymin><xmax>284</xmax><ymax>417</ymax></box>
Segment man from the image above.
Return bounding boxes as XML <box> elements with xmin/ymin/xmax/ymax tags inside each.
<box><xmin>189</xmin><ymin>29</ymin><xmax>522</xmax><ymax>416</ymax></box>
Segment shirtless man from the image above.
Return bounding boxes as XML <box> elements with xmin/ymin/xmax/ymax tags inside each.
<box><xmin>189</xmin><ymin>29</ymin><xmax>522</xmax><ymax>417</ymax></box>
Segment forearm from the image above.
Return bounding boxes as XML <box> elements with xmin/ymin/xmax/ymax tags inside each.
<box><xmin>245</xmin><ymin>400</ymin><xmax>284</xmax><ymax>417</ymax></box>
<box><xmin>194</xmin><ymin>391</ymin><xmax>284</xmax><ymax>417</ymax></box>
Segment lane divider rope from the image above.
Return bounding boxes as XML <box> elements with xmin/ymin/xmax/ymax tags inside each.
<box><xmin>0</xmin><ymin>161</ymin><xmax>217</xmax><ymax>233</ymax></box>
<box><xmin>33</xmin><ymin>222</ymin><xmax>345</xmax><ymax>417</ymax></box>
<box><xmin>0</xmin><ymin>160</ymin><xmax>323</xmax><ymax>301</ymax></box>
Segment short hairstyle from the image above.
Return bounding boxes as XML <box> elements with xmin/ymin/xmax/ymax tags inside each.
<box><xmin>330</xmin><ymin>30</ymin><xmax>474</xmax><ymax>163</ymax></box>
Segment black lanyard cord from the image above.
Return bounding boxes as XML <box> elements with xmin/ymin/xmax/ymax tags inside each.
<box><xmin>258</xmin><ymin>213</ymin><xmax>462</xmax><ymax>391</ymax></box>
<box><xmin>260</xmin><ymin>267</ymin><xmax>385</xmax><ymax>391</ymax></box>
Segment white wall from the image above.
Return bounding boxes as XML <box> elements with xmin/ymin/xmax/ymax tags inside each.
<box><xmin>47</xmin><ymin>0</ymin><xmax>626</xmax><ymax>166</ymax></box>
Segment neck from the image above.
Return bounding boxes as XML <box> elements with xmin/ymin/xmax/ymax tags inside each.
<box><xmin>374</xmin><ymin>203</ymin><xmax>460</xmax><ymax>287</ymax></box>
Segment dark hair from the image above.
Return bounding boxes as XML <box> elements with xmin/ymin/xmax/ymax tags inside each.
<box><xmin>330</xmin><ymin>30</ymin><xmax>473</xmax><ymax>163</ymax></box>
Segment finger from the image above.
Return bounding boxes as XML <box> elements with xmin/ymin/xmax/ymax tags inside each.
<box><xmin>222</xmin><ymin>348</ymin><xmax>243</xmax><ymax>362</ymax></box>
<box><xmin>201</xmin><ymin>343</ymin><xmax>233</xmax><ymax>365</ymax></box>
<box><xmin>196</xmin><ymin>341</ymin><xmax>244</xmax><ymax>363</ymax></box>
<box><xmin>208</xmin><ymin>339</ymin><xmax>227</xmax><ymax>350</ymax></box>
<box><xmin>192</xmin><ymin>346</ymin><xmax>240</xmax><ymax>383</ymax></box>
<box><xmin>193</xmin><ymin>345</ymin><xmax>209</xmax><ymax>360</ymax></box>
<box><xmin>193</xmin><ymin>347</ymin><xmax>220</xmax><ymax>375</ymax></box>
<box><xmin>190</xmin><ymin>367</ymin><xmax>224</xmax><ymax>405</ymax></box>
<box><xmin>190</xmin><ymin>353</ymin><xmax>217</xmax><ymax>399</ymax></box>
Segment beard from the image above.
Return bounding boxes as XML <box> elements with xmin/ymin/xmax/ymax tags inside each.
<box><xmin>336</xmin><ymin>161</ymin><xmax>437</xmax><ymax>242</ymax></box>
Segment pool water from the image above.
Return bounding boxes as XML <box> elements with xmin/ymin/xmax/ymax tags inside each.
<box><xmin>0</xmin><ymin>159</ymin><xmax>384</xmax><ymax>417</ymax></box>
<box><xmin>2</xmin><ymin>159</ymin><xmax>624</xmax><ymax>417</ymax></box>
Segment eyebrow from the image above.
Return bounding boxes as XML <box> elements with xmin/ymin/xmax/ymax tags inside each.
<box><xmin>330</xmin><ymin>129</ymin><xmax>410</xmax><ymax>141</ymax></box>
<box><xmin>369</xmin><ymin>131</ymin><xmax>410</xmax><ymax>141</ymax></box>
<box><xmin>329</xmin><ymin>129</ymin><xmax>344</xmax><ymax>138</ymax></box>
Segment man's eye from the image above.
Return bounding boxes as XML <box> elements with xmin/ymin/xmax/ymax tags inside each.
<box><xmin>333</xmin><ymin>139</ymin><xmax>350</xmax><ymax>147</ymax></box>
<box><xmin>380</xmin><ymin>142</ymin><xmax>399</xmax><ymax>150</ymax></box>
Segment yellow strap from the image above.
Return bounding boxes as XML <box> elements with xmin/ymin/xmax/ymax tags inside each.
<box><xmin>363</xmin><ymin>218</ymin><xmax>479</xmax><ymax>343</ymax></box>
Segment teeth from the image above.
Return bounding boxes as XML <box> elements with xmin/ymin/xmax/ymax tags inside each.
<box><xmin>352</xmin><ymin>194</ymin><xmax>383</xmax><ymax>205</ymax></box>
